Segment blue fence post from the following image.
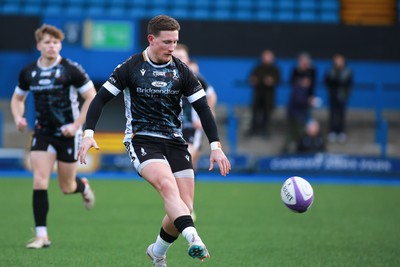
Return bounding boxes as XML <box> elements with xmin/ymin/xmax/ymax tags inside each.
<box><xmin>0</xmin><ymin>111</ymin><xmax>3</xmax><ymax>148</ymax></box>
<box><xmin>227</xmin><ymin>104</ymin><xmax>237</xmax><ymax>155</ymax></box>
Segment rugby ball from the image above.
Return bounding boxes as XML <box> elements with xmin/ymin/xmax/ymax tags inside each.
<box><xmin>281</xmin><ymin>176</ymin><xmax>314</xmax><ymax>213</ymax></box>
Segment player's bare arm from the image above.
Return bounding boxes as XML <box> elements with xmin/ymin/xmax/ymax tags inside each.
<box><xmin>77</xmin><ymin>132</ymin><xmax>99</xmax><ymax>165</ymax></box>
<box><xmin>61</xmin><ymin>86</ymin><xmax>96</xmax><ymax>137</ymax></box>
<box><xmin>209</xmin><ymin>143</ymin><xmax>231</xmax><ymax>176</ymax></box>
<box><xmin>10</xmin><ymin>92</ymin><xmax>28</xmax><ymax>132</ymax></box>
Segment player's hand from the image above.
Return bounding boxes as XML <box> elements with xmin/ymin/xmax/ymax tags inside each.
<box><xmin>77</xmin><ymin>136</ymin><xmax>100</xmax><ymax>164</ymax></box>
<box><xmin>61</xmin><ymin>123</ymin><xmax>79</xmax><ymax>137</ymax></box>
<box><xmin>15</xmin><ymin>117</ymin><xmax>27</xmax><ymax>132</ymax></box>
<box><xmin>209</xmin><ymin>149</ymin><xmax>231</xmax><ymax>176</ymax></box>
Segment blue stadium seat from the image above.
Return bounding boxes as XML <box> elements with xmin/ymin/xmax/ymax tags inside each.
<box><xmin>170</xmin><ymin>8</ymin><xmax>190</xmax><ymax>19</ymax></box>
<box><xmin>109</xmin><ymin>6</ymin><xmax>126</xmax><ymax>17</ymax></box>
<box><xmin>320</xmin><ymin>1</ymin><xmax>339</xmax><ymax>10</ymax></box>
<box><xmin>299</xmin><ymin>0</ymin><xmax>317</xmax><ymax>10</ymax></box>
<box><xmin>1</xmin><ymin>3</ymin><xmax>20</xmax><ymax>14</ymax></box>
<box><xmin>278</xmin><ymin>0</ymin><xmax>295</xmax><ymax>10</ymax></box>
<box><xmin>131</xmin><ymin>0</ymin><xmax>148</xmax><ymax>4</ymax></box>
<box><xmin>298</xmin><ymin>11</ymin><xmax>317</xmax><ymax>22</ymax></box>
<box><xmin>256</xmin><ymin>0</ymin><xmax>274</xmax><ymax>9</ymax></box>
<box><xmin>170</xmin><ymin>0</ymin><xmax>190</xmax><ymax>8</ymax></box>
<box><xmin>255</xmin><ymin>10</ymin><xmax>274</xmax><ymax>21</ymax></box>
<box><xmin>214</xmin><ymin>0</ymin><xmax>232</xmax><ymax>8</ymax></box>
<box><xmin>24</xmin><ymin>0</ymin><xmax>44</xmax><ymax>4</ymax></box>
<box><xmin>192</xmin><ymin>8</ymin><xmax>210</xmax><ymax>19</ymax></box>
<box><xmin>87</xmin><ymin>6</ymin><xmax>104</xmax><ymax>17</ymax></box>
<box><xmin>128</xmin><ymin>7</ymin><xmax>147</xmax><ymax>19</ymax></box>
<box><xmin>234</xmin><ymin>9</ymin><xmax>253</xmax><ymax>21</ymax></box>
<box><xmin>276</xmin><ymin>11</ymin><xmax>296</xmax><ymax>22</ymax></box>
<box><xmin>192</xmin><ymin>0</ymin><xmax>211</xmax><ymax>8</ymax></box>
<box><xmin>235</xmin><ymin>0</ymin><xmax>253</xmax><ymax>9</ymax></box>
<box><xmin>320</xmin><ymin>12</ymin><xmax>339</xmax><ymax>23</ymax></box>
<box><xmin>152</xmin><ymin>0</ymin><xmax>168</xmax><ymax>8</ymax></box>
<box><xmin>44</xmin><ymin>5</ymin><xmax>62</xmax><ymax>16</ymax></box>
<box><xmin>3</xmin><ymin>0</ymin><xmax>22</xmax><ymax>3</ymax></box>
<box><xmin>87</xmin><ymin>0</ymin><xmax>107</xmax><ymax>5</ymax></box>
<box><xmin>147</xmin><ymin>7</ymin><xmax>168</xmax><ymax>17</ymax></box>
<box><xmin>64</xmin><ymin>6</ymin><xmax>84</xmax><ymax>17</ymax></box>
<box><xmin>214</xmin><ymin>9</ymin><xmax>231</xmax><ymax>20</ymax></box>
<box><xmin>22</xmin><ymin>5</ymin><xmax>41</xmax><ymax>15</ymax></box>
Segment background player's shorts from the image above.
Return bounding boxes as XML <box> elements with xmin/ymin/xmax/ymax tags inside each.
<box><xmin>183</xmin><ymin>128</ymin><xmax>203</xmax><ymax>150</ymax></box>
<box><xmin>30</xmin><ymin>133</ymin><xmax>81</xmax><ymax>163</ymax></box>
<box><xmin>124</xmin><ymin>134</ymin><xmax>194</xmax><ymax>178</ymax></box>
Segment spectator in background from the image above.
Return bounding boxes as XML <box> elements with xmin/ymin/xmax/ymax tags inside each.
<box><xmin>325</xmin><ymin>53</ymin><xmax>353</xmax><ymax>143</ymax></box>
<box><xmin>247</xmin><ymin>49</ymin><xmax>281</xmax><ymax>138</ymax></box>
<box><xmin>282</xmin><ymin>52</ymin><xmax>316</xmax><ymax>153</ymax></box>
<box><xmin>296</xmin><ymin>119</ymin><xmax>326</xmax><ymax>154</ymax></box>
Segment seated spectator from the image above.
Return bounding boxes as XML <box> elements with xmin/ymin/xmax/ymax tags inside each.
<box><xmin>296</xmin><ymin>119</ymin><xmax>326</xmax><ymax>154</ymax></box>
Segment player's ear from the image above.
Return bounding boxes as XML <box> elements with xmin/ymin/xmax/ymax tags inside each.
<box><xmin>147</xmin><ymin>34</ymin><xmax>155</xmax><ymax>44</ymax></box>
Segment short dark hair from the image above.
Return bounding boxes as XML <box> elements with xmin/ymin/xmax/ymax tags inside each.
<box><xmin>175</xmin><ymin>43</ymin><xmax>189</xmax><ymax>53</ymax></box>
<box><xmin>147</xmin><ymin>15</ymin><xmax>180</xmax><ymax>36</ymax></box>
<box><xmin>35</xmin><ymin>24</ymin><xmax>64</xmax><ymax>42</ymax></box>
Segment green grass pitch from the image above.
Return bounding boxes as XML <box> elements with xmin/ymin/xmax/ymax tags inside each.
<box><xmin>0</xmin><ymin>177</ymin><xmax>399</xmax><ymax>267</ymax></box>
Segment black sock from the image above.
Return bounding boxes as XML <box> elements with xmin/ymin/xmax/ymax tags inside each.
<box><xmin>74</xmin><ymin>177</ymin><xmax>85</xmax><ymax>193</ymax></box>
<box><xmin>160</xmin><ymin>227</ymin><xmax>178</xmax><ymax>243</ymax></box>
<box><xmin>33</xmin><ymin>190</ymin><xmax>48</xmax><ymax>227</ymax></box>
<box><xmin>173</xmin><ymin>215</ymin><xmax>194</xmax><ymax>233</ymax></box>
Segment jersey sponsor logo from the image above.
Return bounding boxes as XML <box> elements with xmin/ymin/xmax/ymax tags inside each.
<box><xmin>31</xmin><ymin>84</ymin><xmax>63</xmax><ymax>91</ymax></box>
<box><xmin>137</xmin><ymin>87</ymin><xmax>179</xmax><ymax>95</ymax></box>
<box><xmin>151</xmin><ymin>81</ymin><xmax>168</xmax><ymax>88</ymax></box>
<box><xmin>40</xmin><ymin>71</ymin><xmax>52</xmax><ymax>77</ymax></box>
<box><xmin>31</xmin><ymin>71</ymin><xmax>37</xmax><ymax>78</ymax></box>
<box><xmin>140</xmin><ymin>69</ymin><xmax>146</xmax><ymax>76</ymax></box>
<box><xmin>153</xmin><ymin>70</ymin><xmax>166</xmax><ymax>77</ymax></box>
<box><xmin>38</xmin><ymin>79</ymin><xmax>52</xmax><ymax>85</ymax></box>
<box><xmin>185</xmin><ymin>155</ymin><xmax>190</xmax><ymax>162</ymax></box>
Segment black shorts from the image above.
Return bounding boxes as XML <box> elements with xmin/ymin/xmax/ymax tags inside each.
<box><xmin>30</xmin><ymin>133</ymin><xmax>81</xmax><ymax>163</ymax></box>
<box><xmin>124</xmin><ymin>134</ymin><xmax>194</xmax><ymax>178</ymax></box>
<box><xmin>182</xmin><ymin>128</ymin><xmax>203</xmax><ymax>150</ymax></box>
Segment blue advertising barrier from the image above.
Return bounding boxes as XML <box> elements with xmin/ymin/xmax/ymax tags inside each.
<box><xmin>256</xmin><ymin>153</ymin><xmax>400</xmax><ymax>177</ymax></box>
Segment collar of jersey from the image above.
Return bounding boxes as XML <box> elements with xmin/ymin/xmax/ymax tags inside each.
<box><xmin>37</xmin><ymin>54</ymin><xmax>62</xmax><ymax>70</ymax></box>
<box><xmin>144</xmin><ymin>48</ymin><xmax>171</xmax><ymax>69</ymax></box>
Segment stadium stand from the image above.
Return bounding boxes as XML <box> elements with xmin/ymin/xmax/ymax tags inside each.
<box><xmin>0</xmin><ymin>0</ymin><xmax>341</xmax><ymax>23</ymax></box>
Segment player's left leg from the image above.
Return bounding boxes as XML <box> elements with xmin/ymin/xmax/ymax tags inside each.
<box><xmin>26</xmin><ymin>151</ymin><xmax>56</xmax><ymax>249</ymax></box>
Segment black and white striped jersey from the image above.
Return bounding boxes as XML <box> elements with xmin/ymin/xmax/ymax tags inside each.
<box><xmin>14</xmin><ymin>55</ymin><xmax>94</xmax><ymax>136</ymax></box>
<box><xmin>102</xmin><ymin>48</ymin><xmax>206</xmax><ymax>140</ymax></box>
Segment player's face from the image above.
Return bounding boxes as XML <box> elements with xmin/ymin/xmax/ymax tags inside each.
<box><xmin>37</xmin><ymin>33</ymin><xmax>62</xmax><ymax>60</ymax></box>
<box><xmin>148</xmin><ymin>30</ymin><xmax>178</xmax><ymax>64</ymax></box>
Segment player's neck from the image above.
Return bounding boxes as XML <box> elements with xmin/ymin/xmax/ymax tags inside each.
<box><xmin>146</xmin><ymin>47</ymin><xmax>169</xmax><ymax>65</ymax></box>
<box><xmin>38</xmin><ymin>55</ymin><xmax>61</xmax><ymax>68</ymax></box>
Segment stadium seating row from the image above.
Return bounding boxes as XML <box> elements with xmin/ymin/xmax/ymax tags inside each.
<box><xmin>1</xmin><ymin>0</ymin><xmax>340</xmax><ymax>23</ymax></box>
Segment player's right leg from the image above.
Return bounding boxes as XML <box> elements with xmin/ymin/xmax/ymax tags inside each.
<box><xmin>142</xmin><ymin>163</ymin><xmax>209</xmax><ymax>262</ymax></box>
<box><xmin>26</xmin><ymin>151</ymin><xmax>55</xmax><ymax>249</ymax></box>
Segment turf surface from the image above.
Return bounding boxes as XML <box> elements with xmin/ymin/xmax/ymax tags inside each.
<box><xmin>0</xmin><ymin>177</ymin><xmax>399</xmax><ymax>267</ymax></box>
